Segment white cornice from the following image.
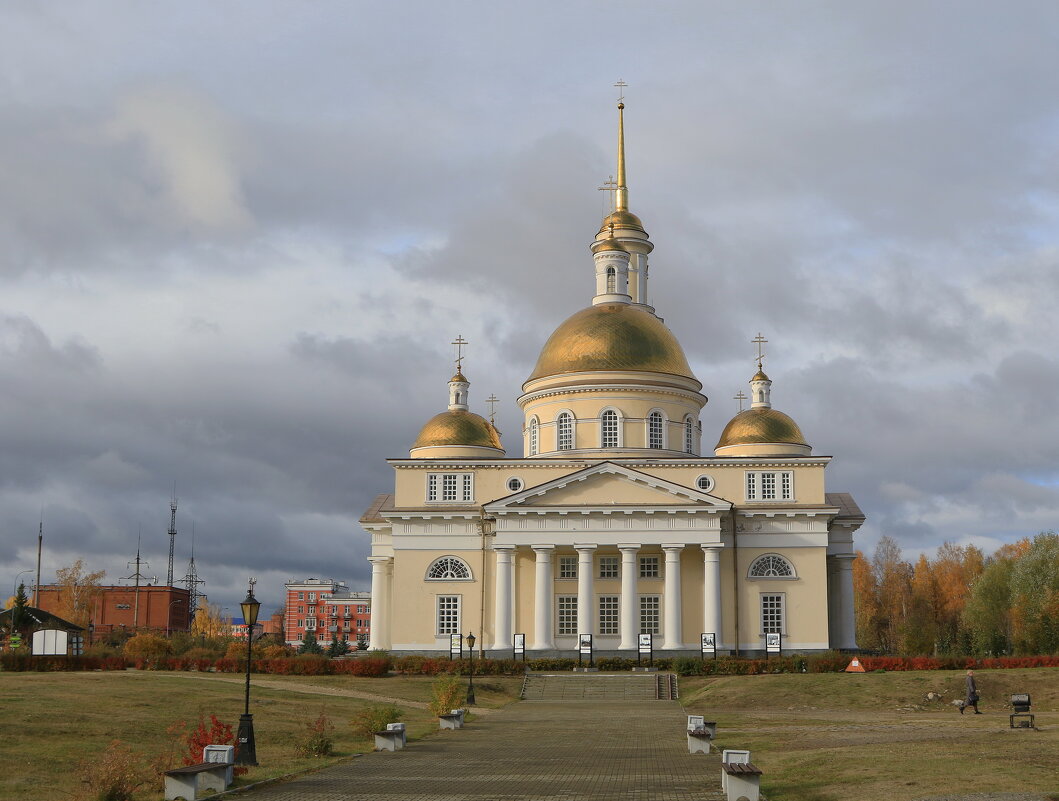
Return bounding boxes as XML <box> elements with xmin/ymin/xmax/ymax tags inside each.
<box><xmin>387</xmin><ymin>456</ymin><xmax>832</xmax><ymax>468</ymax></box>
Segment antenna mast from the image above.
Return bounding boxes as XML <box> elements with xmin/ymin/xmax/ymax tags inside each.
<box><xmin>167</xmin><ymin>491</ymin><xmax>178</xmax><ymax>587</ymax></box>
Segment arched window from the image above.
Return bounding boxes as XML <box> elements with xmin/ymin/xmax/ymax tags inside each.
<box><xmin>648</xmin><ymin>411</ymin><xmax>664</xmax><ymax>449</ymax></box>
<box><xmin>426</xmin><ymin>556</ymin><xmax>473</xmax><ymax>580</ymax></box>
<box><xmin>606</xmin><ymin>267</ymin><xmax>616</xmax><ymax>293</ymax></box>
<box><xmin>601</xmin><ymin>410</ymin><xmax>619</xmax><ymax>448</ymax></box>
<box><xmin>529</xmin><ymin>418</ymin><xmax>539</xmax><ymax>456</ymax></box>
<box><xmin>557</xmin><ymin>412</ymin><xmax>573</xmax><ymax>450</ymax></box>
<box><xmin>683</xmin><ymin>416</ymin><xmax>694</xmax><ymax>454</ymax></box>
<box><xmin>748</xmin><ymin>554</ymin><xmax>796</xmax><ymax>579</ymax></box>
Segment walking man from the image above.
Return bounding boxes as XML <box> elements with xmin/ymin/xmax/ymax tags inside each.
<box><xmin>962</xmin><ymin>669</ymin><xmax>982</xmax><ymax>714</ymax></box>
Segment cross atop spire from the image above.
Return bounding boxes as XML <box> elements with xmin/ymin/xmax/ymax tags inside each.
<box><xmin>451</xmin><ymin>334</ymin><xmax>468</xmax><ymax>373</ymax></box>
<box><xmin>752</xmin><ymin>332</ymin><xmax>768</xmax><ymax>370</ymax></box>
<box><xmin>486</xmin><ymin>394</ymin><xmax>499</xmax><ymax>424</ymax></box>
<box><xmin>614</xmin><ymin>84</ymin><xmax>628</xmax><ymax>211</ymax></box>
<box><xmin>734</xmin><ymin>391</ymin><xmax>748</xmax><ymax>412</ymax></box>
<box><xmin>614</xmin><ymin>79</ymin><xmax>627</xmax><ymax>104</ymax></box>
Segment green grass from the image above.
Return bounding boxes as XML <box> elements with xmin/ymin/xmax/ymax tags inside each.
<box><xmin>0</xmin><ymin>671</ymin><xmax>522</xmax><ymax>801</ymax></box>
<box><xmin>681</xmin><ymin>668</ymin><xmax>1059</xmax><ymax>800</ymax></box>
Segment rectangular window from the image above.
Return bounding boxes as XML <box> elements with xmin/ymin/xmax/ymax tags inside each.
<box><xmin>436</xmin><ymin>595</ymin><xmax>461</xmax><ymax>635</ymax></box>
<box><xmin>308</xmin><ymin>606</ymin><xmax>315</xmax><ymax>615</ymax></box>
<box><xmin>745</xmin><ymin>471</ymin><xmax>793</xmax><ymax>501</ymax></box>
<box><xmin>598</xmin><ymin>556</ymin><xmax>619</xmax><ymax>579</ymax></box>
<box><xmin>428</xmin><ymin>473</ymin><xmax>474</xmax><ymax>502</ymax></box>
<box><xmin>557</xmin><ymin>596</ymin><xmax>578</xmax><ymax>635</ymax></box>
<box><xmin>298</xmin><ymin>592</ymin><xmax>304</xmax><ymax>600</ymax></box>
<box><xmin>297</xmin><ymin>619</ymin><xmax>303</xmax><ymax>627</ymax></box>
<box><xmin>359</xmin><ymin>605</ymin><xmax>367</xmax><ymax>614</ymax></box>
<box><xmin>297</xmin><ymin>606</ymin><xmax>303</xmax><ymax>614</ymax></box>
<box><xmin>639</xmin><ymin>595</ymin><xmax>661</xmax><ymax>634</ymax></box>
<box><xmin>599</xmin><ymin>596</ymin><xmax>619</xmax><ymax>635</ymax></box>
<box><xmin>639</xmin><ymin>556</ymin><xmax>660</xmax><ymax>578</ymax></box>
<box><xmin>761</xmin><ymin>593</ymin><xmax>784</xmax><ymax>634</ymax></box>
<box><xmin>308</xmin><ymin>592</ymin><xmax>316</xmax><ymax>601</ymax></box>
<box><xmin>306</xmin><ymin>618</ymin><xmax>316</xmax><ymax>629</ymax></box>
<box><xmin>343</xmin><ymin>621</ymin><xmax>350</xmax><ymax>630</ymax></box>
<box><xmin>558</xmin><ymin>555</ymin><xmax>577</xmax><ymax>579</ymax></box>
<box><xmin>442</xmin><ymin>473</ymin><xmax>458</xmax><ymax>501</ymax></box>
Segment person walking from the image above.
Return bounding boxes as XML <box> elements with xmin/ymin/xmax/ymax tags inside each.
<box><xmin>962</xmin><ymin>669</ymin><xmax>982</xmax><ymax>714</ymax></box>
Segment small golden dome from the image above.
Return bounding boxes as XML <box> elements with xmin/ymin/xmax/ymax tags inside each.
<box><xmin>412</xmin><ymin>410</ymin><xmax>503</xmax><ymax>451</ymax></box>
<box><xmin>715</xmin><ymin>408</ymin><xmax>807</xmax><ymax>449</ymax></box>
<box><xmin>751</xmin><ymin>369</ymin><xmax>769</xmax><ymax>382</ymax></box>
<box><xmin>527</xmin><ymin>304</ymin><xmax>696</xmax><ymax>382</ymax></box>
<box><xmin>591</xmin><ymin>236</ymin><xmax>628</xmax><ymax>254</ymax></box>
<box><xmin>450</xmin><ymin>371</ymin><xmax>467</xmax><ymax>383</ymax></box>
<box><xmin>598</xmin><ymin>209</ymin><xmax>645</xmax><ymax>234</ymax></box>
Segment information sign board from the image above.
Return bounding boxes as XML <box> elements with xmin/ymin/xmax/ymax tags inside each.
<box><xmin>765</xmin><ymin>632</ymin><xmax>781</xmax><ymax>654</ymax></box>
<box><xmin>579</xmin><ymin>634</ymin><xmax>592</xmax><ymax>655</ymax></box>
<box><xmin>700</xmin><ymin>632</ymin><xmax>716</xmax><ymax>658</ymax></box>
<box><xmin>638</xmin><ymin>633</ymin><xmax>652</xmax><ymax>654</ymax></box>
<box><xmin>513</xmin><ymin>633</ymin><xmax>525</xmax><ymax>656</ymax></box>
<box><xmin>449</xmin><ymin>633</ymin><xmax>463</xmax><ymax>660</ymax></box>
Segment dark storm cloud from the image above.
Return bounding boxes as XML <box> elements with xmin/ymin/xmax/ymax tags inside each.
<box><xmin>3</xmin><ymin>1</ymin><xmax>1059</xmax><ymax>609</ymax></box>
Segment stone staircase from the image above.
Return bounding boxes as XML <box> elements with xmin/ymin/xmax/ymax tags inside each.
<box><xmin>520</xmin><ymin>672</ymin><xmax>678</xmax><ymax>700</ymax></box>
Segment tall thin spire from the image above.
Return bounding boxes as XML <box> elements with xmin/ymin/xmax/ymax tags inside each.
<box><xmin>614</xmin><ymin>80</ymin><xmax>628</xmax><ymax>213</ymax></box>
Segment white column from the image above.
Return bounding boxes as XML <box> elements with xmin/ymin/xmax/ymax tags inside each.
<box><xmin>575</xmin><ymin>544</ymin><xmax>597</xmax><ymax>637</ymax></box>
<box><xmin>618</xmin><ymin>544</ymin><xmax>640</xmax><ymax>650</ymax></box>
<box><xmin>701</xmin><ymin>545</ymin><xmax>723</xmax><ymax>646</ymax></box>
<box><xmin>531</xmin><ymin>546</ymin><xmax>555</xmax><ymax>650</ymax></box>
<box><xmin>662</xmin><ymin>545</ymin><xmax>685</xmax><ymax>649</ymax></box>
<box><xmin>368</xmin><ymin>557</ymin><xmax>391</xmax><ymax>651</ymax></box>
<box><xmin>493</xmin><ymin>546</ymin><xmax>516</xmax><ymax>651</ymax></box>
<box><xmin>837</xmin><ymin>555</ymin><xmax>858</xmax><ymax>650</ymax></box>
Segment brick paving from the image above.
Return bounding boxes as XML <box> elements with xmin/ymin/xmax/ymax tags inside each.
<box><xmin>236</xmin><ymin>700</ymin><xmax>726</xmax><ymax>800</ymax></box>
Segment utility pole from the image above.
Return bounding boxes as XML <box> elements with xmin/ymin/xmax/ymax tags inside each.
<box><xmin>34</xmin><ymin>511</ymin><xmax>43</xmax><ymax>607</ymax></box>
<box><xmin>123</xmin><ymin>532</ymin><xmax>156</xmax><ymax>630</ymax></box>
<box><xmin>182</xmin><ymin>524</ymin><xmax>205</xmax><ymax>624</ymax></box>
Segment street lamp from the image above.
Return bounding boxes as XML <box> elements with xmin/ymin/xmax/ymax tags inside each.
<box><xmin>13</xmin><ymin>570</ymin><xmax>33</xmax><ymax>600</ymax></box>
<box><xmin>465</xmin><ymin>632</ymin><xmax>476</xmax><ymax>706</ymax></box>
<box><xmin>235</xmin><ymin>582</ymin><xmax>260</xmax><ymax>766</ymax></box>
<box><xmin>166</xmin><ymin>599</ymin><xmax>184</xmax><ymax>637</ymax></box>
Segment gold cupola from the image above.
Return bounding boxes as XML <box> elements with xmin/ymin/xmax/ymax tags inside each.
<box><xmin>517</xmin><ymin>92</ymin><xmax>706</xmax><ymax>459</ymax></box>
<box><xmin>410</xmin><ymin>348</ymin><xmax>504</xmax><ymax>459</ymax></box>
<box><xmin>715</xmin><ymin>360</ymin><xmax>810</xmax><ymax>457</ymax></box>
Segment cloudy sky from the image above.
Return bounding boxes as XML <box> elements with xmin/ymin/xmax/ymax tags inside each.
<box><xmin>3</xmin><ymin>2</ymin><xmax>1058</xmax><ymax>613</ymax></box>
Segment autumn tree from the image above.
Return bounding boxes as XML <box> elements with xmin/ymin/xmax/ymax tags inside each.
<box><xmin>900</xmin><ymin>555</ymin><xmax>938</xmax><ymax>655</ymax></box>
<box><xmin>1009</xmin><ymin>532</ymin><xmax>1059</xmax><ymax>654</ymax></box>
<box><xmin>931</xmin><ymin>542</ymin><xmax>984</xmax><ymax>653</ymax></box>
<box><xmin>851</xmin><ymin>549</ymin><xmax>881</xmax><ymax>650</ymax></box>
<box><xmin>872</xmin><ymin>537</ymin><xmax>912</xmax><ymax>653</ymax></box>
<box><xmin>54</xmin><ymin>559</ymin><xmax>106</xmax><ymax>627</ymax></box>
<box><xmin>963</xmin><ymin>554</ymin><xmax>1016</xmax><ymax>655</ymax></box>
<box><xmin>191</xmin><ymin>604</ymin><xmax>230</xmax><ymax>638</ymax></box>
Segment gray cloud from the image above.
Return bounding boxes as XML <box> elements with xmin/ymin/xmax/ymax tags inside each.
<box><xmin>3</xmin><ymin>2</ymin><xmax>1059</xmax><ymax>610</ymax></box>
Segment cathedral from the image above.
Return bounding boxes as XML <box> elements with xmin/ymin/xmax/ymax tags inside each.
<box><xmin>360</xmin><ymin>100</ymin><xmax>863</xmax><ymax>657</ymax></box>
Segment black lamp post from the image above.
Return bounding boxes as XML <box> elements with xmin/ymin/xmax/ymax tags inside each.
<box><xmin>235</xmin><ymin>582</ymin><xmax>260</xmax><ymax>766</ymax></box>
<box><xmin>465</xmin><ymin>632</ymin><xmax>476</xmax><ymax>705</ymax></box>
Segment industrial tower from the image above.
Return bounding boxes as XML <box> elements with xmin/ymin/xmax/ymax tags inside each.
<box><xmin>167</xmin><ymin>494</ymin><xmax>178</xmax><ymax>587</ymax></box>
<box><xmin>182</xmin><ymin>525</ymin><xmax>205</xmax><ymax>622</ymax></box>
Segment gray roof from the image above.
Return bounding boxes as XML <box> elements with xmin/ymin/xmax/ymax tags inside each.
<box><xmin>826</xmin><ymin>492</ymin><xmax>865</xmax><ymax>520</ymax></box>
<box><xmin>359</xmin><ymin>493</ymin><xmax>394</xmax><ymax>524</ymax></box>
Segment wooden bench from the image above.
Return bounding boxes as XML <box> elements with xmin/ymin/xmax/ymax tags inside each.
<box><xmin>686</xmin><ymin>715</ymin><xmax>717</xmax><ymax>754</ymax></box>
<box><xmin>164</xmin><ymin>763</ymin><xmax>230</xmax><ymax>800</ymax></box>
<box><xmin>721</xmin><ymin>761</ymin><xmax>763</xmax><ymax>801</ymax></box>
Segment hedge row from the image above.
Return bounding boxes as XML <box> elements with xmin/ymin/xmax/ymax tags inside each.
<box><xmin>5</xmin><ymin>652</ymin><xmax>1059</xmax><ymax>675</ymax></box>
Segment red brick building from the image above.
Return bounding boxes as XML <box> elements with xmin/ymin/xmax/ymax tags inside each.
<box><xmin>35</xmin><ymin>584</ymin><xmax>191</xmax><ymax>638</ymax></box>
<box><xmin>284</xmin><ymin>578</ymin><xmax>370</xmax><ymax>648</ymax></box>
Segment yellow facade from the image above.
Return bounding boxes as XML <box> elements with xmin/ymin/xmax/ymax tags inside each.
<box><xmin>360</xmin><ymin>100</ymin><xmax>863</xmax><ymax>656</ymax></box>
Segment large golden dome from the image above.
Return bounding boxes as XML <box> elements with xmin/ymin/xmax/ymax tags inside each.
<box><xmin>526</xmin><ymin>304</ymin><xmax>697</xmax><ymax>383</ymax></box>
<box><xmin>411</xmin><ymin>410</ymin><xmax>503</xmax><ymax>451</ymax></box>
<box><xmin>715</xmin><ymin>408</ymin><xmax>807</xmax><ymax>449</ymax></box>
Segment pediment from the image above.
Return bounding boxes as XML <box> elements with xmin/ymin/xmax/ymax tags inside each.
<box><xmin>486</xmin><ymin>462</ymin><xmax>731</xmax><ymax>512</ymax></box>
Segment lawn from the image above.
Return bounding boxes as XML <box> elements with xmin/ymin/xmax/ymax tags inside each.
<box><xmin>680</xmin><ymin>667</ymin><xmax>1059</xmax><ymax>800</ymax></box>
<box><xmin>0</xmin><ymin>671</ymin><xmax>522</xmax><ymax>801</ymax></box>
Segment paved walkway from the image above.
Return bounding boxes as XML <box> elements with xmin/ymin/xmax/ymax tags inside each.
<box><xmin>237</xmin><ymin>700</ymin><xmax>725</xmax><ymax>800</ymax></box>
